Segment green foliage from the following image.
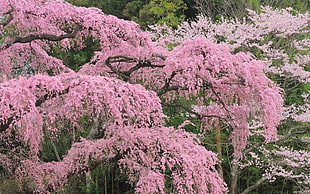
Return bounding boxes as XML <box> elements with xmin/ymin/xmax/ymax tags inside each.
<box><xmin>50</xmin><ymin>36</ymin><xmax>100</xmax><ymax>72</ymax></box>
<box><xmin>259</xmin><ymin>0</ymin><xmax>310</xmax><ymax>12</ymax></box>
<box><xmin>238</xmin><ymin>167</ymin><xmax>296</xmax><ymax>193</ymax></box>
<box><xmin>247</xmin><ymin>0</ymin><xmax>260</xmax><ymax>10</ymax></box>
<box><xmin>194</xmin><ymin>0</ymin><xmax>309</xmax><ymax>22</ymax></box>
<box><xmin>122</xmin><ymin>0</ymin><xmax>146</xmax><ymax>24</ymax></box>
<box><xmin>66</xmin><ymin>0</ymin><xmax>189</xmax><ymax>28</ymax></box>
<box><xmin>66</xmin><ymin>0</ymin><xmax>131</xmax><ymax>19</ymax></box>
<box><xmin>65</xmin><ymin>0</ymin><xmax>310</xmax><ymax>28</ymax></box>
<box><xmin>124</xmin><ymin>0</ymin><xmax>188</xmax><ymax>28</ymax></box>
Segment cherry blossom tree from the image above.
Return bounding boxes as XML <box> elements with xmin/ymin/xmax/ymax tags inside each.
<box><xmin>150</xmin><ymin>6</ymin><xmax>310</xmax><ymax>193</ymax></box>
<box><xmin>240</xmin><ymin>144</ymin><xmax>310</xmax><ymax>194</ymax></box>
<box><xmin>0</xmin><ymin>0</ymin><xmax>284</xmax><ymax>193</ymax></box>
<box><xmin>1</xmin><ymin>73</ymin><xmax>228</xmax><ymax>193</ymax></box>
<box><xmin>151</xmin><ymin>6</ymin><xmax>310</xmax><ymax>84</ymax></box>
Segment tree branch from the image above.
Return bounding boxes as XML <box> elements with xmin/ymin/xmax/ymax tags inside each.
<box><xmin>105</xmin><ymin>55</ymin><xmax>165</xmax><ymax>83</ymax></box>
<box><xmin>13</xmin><ymin>31</ymin><xmax>78</xmax><ymax>44</ymax></box>
<box><xmin>124</xmin><ymin>59</ymin><xmax>165</xmax><ymax>76</ymax></box>
<box><xmin>0</xmin><ymin>148</ymin><xmax>31</xmax><ymax>161</ymax></box>
<box><xmin>162</xmin><ymin>102</ymin><xmax>203</xmax><ymax>119</ymax></box>
<box><xmin>105</xmin><ymin>56</ymin><xmax>132</xmax><ymax>82</ymax></box>
<box><xmin>244</xmin><ymin>125</ymin><xmax>310</xmax><ymax>155</ymax></box>
<box><xmin>157</xmin><ymin>85</ymin><xmax>181</xmax><ymax>96</ymax></box>
<box><xmin>156</xmin><ymin>70</ymin><xmax>179</xmax><ymax>96</ymax></box>
<box><xmin>240</xmin><ymin>177</ymin><xmax>267</xmax><ymax>194</ymax></box>
<box><xmin>1</xmin><ymin>28</ymin><xmax>80</xmax><ymax>51</ymax></box>
<box><xmin>206</xmin><ymin>80</ymin><xmax>231</xmax><ymax>114</ymax></box>
<box><xmin>0</xmin><ymin>117</ymin><xmax>14</xmax><ymax>134</ymax></box>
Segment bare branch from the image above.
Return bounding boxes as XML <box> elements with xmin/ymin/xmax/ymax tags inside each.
<box><xmin>240</xmin><ymin>177</ymin><xmax>267</xmax><ymax>194</ymax></box>
<box><xmin>244</xmin><ymin>125</ymin><xmax>310</xmax><ymax>155</ymax></box>
<box><xmin>105</xmin><ymin>56</ymin><xmax>132</xmax><ymax>82</ymax></box>
<box><xmin>1</xmin><ymin>28</ymin><xmax>80</xmax><ymax>51</ymax></box>
<box><xmin>125</xmin><ymin>59</ymin><xmax>165</xmax><ymax>76</ymax></box>
<box><xmin>105</xmin><ymin>55</ymin><xmax>165</xmax><ymax>83</ymax></box>
<box><xmin>13</xmin><ymin>31</ymin><xmax>78</xmax><ymax>44</ymax></box>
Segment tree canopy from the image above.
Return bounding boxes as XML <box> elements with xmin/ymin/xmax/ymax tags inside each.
<box><xmin>0</xmin><ymin>0</ymin><xmax>304</xmax><ymax>193</ymax></box>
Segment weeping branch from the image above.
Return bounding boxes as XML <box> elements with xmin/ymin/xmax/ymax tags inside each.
<box><xmin>0</xmin><ymin>87</ymin><xmax>71</xmax><ymax>133</ymax></box>
<box><xmin>206</xmin><ymin>80</ymin><xmax>231</xmax><ymax>114</ymax></box>
<box><xmin>105</xmin><ymin>55</ymin><xmax>165</xmax><ymax>83</ymax></box>
<box><xmin>1</xmin><ymin>28</ymin><xmax>80</xmax><ymax>51</ymax></box>
<box><xmin>0</xmin><ymin>6</ymin><xmax>81</xmax><ymax>51</ymax></box>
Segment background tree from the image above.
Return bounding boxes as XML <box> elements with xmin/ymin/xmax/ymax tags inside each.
<box><xmin>151</xmin><ymin>6</ymin><xmax>310</xmax><ymax>193</ymax></box>
<box><xmin>66</xmin><ymin>0</ymin><xmax>131</xmax><ymax>19</ymax></box>
<box><xmin>123</xmin><ymin>0</ymin><xmax>188</xmax><ymax>28</ymax></box>
<box><xmin>66</xmin><ymin>0</ymin><xmax>191</xmax><ymax>29</ymax></box>
<box><xmin>192</xmin><ymin>0</ymin><xmax>310</xmax><ymax>20</ymax></box>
